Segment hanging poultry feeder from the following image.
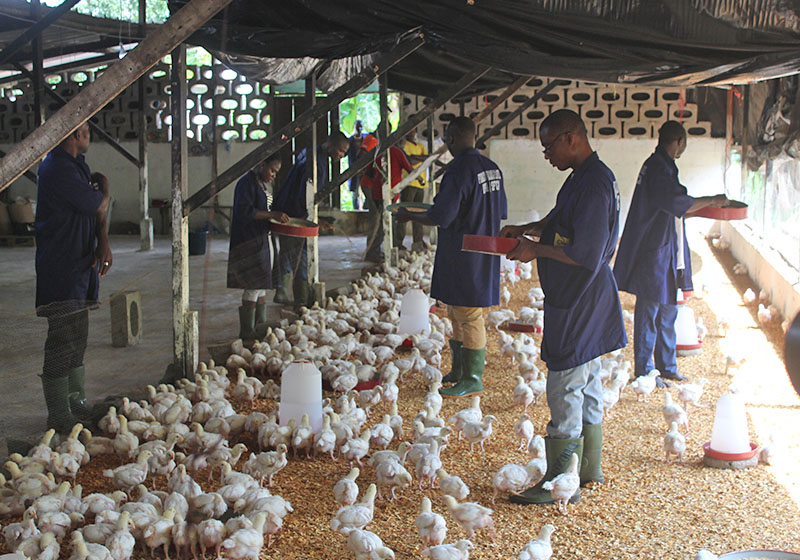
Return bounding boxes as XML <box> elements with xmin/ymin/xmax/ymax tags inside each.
<box><xmin>719</xmin><ymin>550</ymin><xmax>800</xmax><ymax>559</ymax></box>
<box><xmin>279</xmin><ymin>360</ymin><xmax>323</xmax><ymax>432</ymax></box>
<box><xmin>676</xmin><ymin>289</ymin><xmax>703</xmax><ymax>356</ymax></box>
<box><xmin>398</xmin><ymin>288</ymin><xmax>431</xmax><ymax>347</ymax></box>
<box><xmin>703</xmin><ymin>391</ymin><xmax>759</xmax><ymax>469</ymax></box>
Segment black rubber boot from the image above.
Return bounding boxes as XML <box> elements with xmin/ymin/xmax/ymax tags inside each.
<box><xmin>255</xmin><ymin>302</ymin><xmax>268</xmax><ymax>326</ymax></box>
<box><xmin>510</xmin><ymin>436</ymin><xmax>583</xmax><ymax>505</ymax></box>
<box><xmin>440</xmin><ymin>347</ymin><xmax>484</xmax><ymax>398</ymax></box>
<box><xmin>273</xmin><ymin>273</ymin><xmax>293</xmax><ymax>304</ymax></box>
<box><xmin>580</xmin><ymin>423</ymin><xmax>604</xmax><ymax>486</ymax></box>
<box><xmin>67</xmin><ymin>365</ymin><xmax>92</xmax><ymax>419</ymax></box>
<box><xmin>238</xmin><ymin>305</ymin><xmax>257</xmax><ymax>340</ymax></box>
<box><xmin>293</xmin><ymin>277</ymin><xmax>312</xmax><ymax>311</ymax></box>
<box><xmin>41</xmin><ymin>375</ymin><xmax>80</xmax><ymax>434</ymax></box>
<box><xmin>442</xmin><ymin>340</ymin><xmax>463</xmax><ymax>384</ymax></box>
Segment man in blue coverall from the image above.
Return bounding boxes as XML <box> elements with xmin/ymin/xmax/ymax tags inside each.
<box><xmin>35</xmin><ymin>122</ymin><xmax>112</xmax><ymax>432</ymax></box>
<box><xmin>271</xmin><ymin>132</ymin><xmax>348</xmax><ymax>306</ymax></box>
<box><xmin>501</xmin><ymin>109</ymin><xmax>626</xmax><ymax>505</ymax></box>
<box><xmin>614</xmin><ymin>121</ymin><xmax>727</xmax><ymax>387</ymax></box>
<box><xmin>398</xmin><ymin>116</ymin><xmax>507</xmax><ymax>398</ymax></box>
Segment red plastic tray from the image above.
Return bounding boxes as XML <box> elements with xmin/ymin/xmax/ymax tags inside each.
<box><xmin>462</xmin><ymin>234</ymin><xmax>520</xmax><ymax>255</ymax></box>
<box><xmin>702</xmin><ymin>441</ymin><xmax>759</xmax><ymax>461</ymax></box>
<box><xmin>270</xmin><ymin>217</ymin><xmax>319</xmax><ymax>238</ymax></box>
<box><xmin>499</xmin><ymin>320</ymin><xmax>536</xmax><ymax>333</ymax></box>
<box><xmin>693</xmin><ymin>200</ymin><xmax>748</xmax><ymax>220</ymax></box>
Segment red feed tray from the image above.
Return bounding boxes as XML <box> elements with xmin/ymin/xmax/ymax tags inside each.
<box><xmin>499</xmin><ymin>320</ymin><xmax>536</xmax><ymax>333</ymax></box>
<box><xmin>462</xmin><ymin>234</ymin><xmax>519</xmax><ymax>255</ymax></box>
<box><xmin>270</xmin><ymin>217</ymin><xmax>319</xmax><ymax>238</ymax></box>
<box><xmin>693</xmin><ymin>200</ymin><xmax>748</xmax><ymax>220</ymax></box>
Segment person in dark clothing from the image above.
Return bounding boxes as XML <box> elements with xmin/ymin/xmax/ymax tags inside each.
<box><xmin>500</xmin><ymin>109</ymin><xmax>626</xmax><ymax>505</ymax></box>
<box><xmin>614</xmin><ymin>121</ymin><xmax>727</xmax><ymax>387</ymax></box>
<box><xmin>271</xmin><ymin>132</ymin><xmax>348</xmax><ymax>305</ymax></box>
<box><xmin>35</xmin><ymin>122</ymin><xmax>112</xmax><ymax>432</ymax></box>
<box><xmin>227</xmin><ymin>153</ymin><xmax>288</xmax><ymax>340</ymax></box>
<box><xmin>347</xmin><ymin>120</ymin><xmax>365</xmax><ymax>209</ymax></box>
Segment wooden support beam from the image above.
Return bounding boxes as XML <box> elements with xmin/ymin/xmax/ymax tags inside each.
<box><xmin>0</xmin><ymin>54</ymin><xmax>121</xmax><ymax>88</ymax></box>
<box><xmin>138</xmin><ymin>0</ymin><xmax>153</xmax><ymax>251</ymax></box>
<box><xmin>30</xmin><ymin>0</ymin><xmax>46</xmax><ymax>128</ymax></box>
<box><xmin>379</xmin><ymin>74</ymin><xmax>394</xmax><ymax>265</ymax></box>
<box><xmin>432</xmin><ymin>79</ymin><xmax>561</xmax><ymax>181</ymax></box>
<box><xmin>316</xmin><ymin>64</ymin><xmax>491</xmax><ymax>203</ymax></box>
<box><xmin>0</xmin><ymin>149</ymin><xmax>36</xmax><ymax>184</ymax></box>
<box><xmin>12</xmin><ymin>62</ymin><xmax>141</xmax><ymax>167</ymax></box>
<box><xmin>0</xmin><ymin>0</ymin><xmax>82</xmax><ymax>67</ymax></box>
<box><xmin>0</xmin><ymin>0</ymin><xmax>233</xmax><ymax>192</ymax></box>
<box><xmin>171</xmin><ymin>44</ymin><xmax>190</xmax><ymax>378</ymax></box>
<box><xmin>183</xmin><ymin>33</ymin><xmax>424</xmax><ymax>215</ymax></box>
<box><xmin>306</xmin><ymin>75</ymin><xmax>321</xmax><ymax>287</ymax></box>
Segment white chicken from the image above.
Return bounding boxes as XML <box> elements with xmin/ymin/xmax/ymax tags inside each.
<box><xmin>664</xmin><ymin>422</ymin><xmax>686</xmax><ymax>463</ymax></box>
<box><xmin>330</xmin><ymin>483</ymin><xmax>377</xmax><ymax>535</ymax></box>
<box><xmin>291</xmin><ymin>414</ymin><xmax>315</xmax><ymax>459</ymax></box>
<box><xmin>142</xmin><ymin>507</ymin><xmax>176</xmax><ymax>559</ymax></box>
<box><xmin>448</xmin><ymin>396</ymin><xmax>481</xmax><ymax>440</ymax></box>
<box><xmin>220</xmin><ymin>511</ymin><xmax>267</xmax><ymax>560</ymax></box>
<box><xmin>663</xmin><ymin>392</ymin><xmax>689</xmax><ymax>435</ymax></box>
<box><xmin>421</xmin><ymin>539</ymin><xmax>474</xmax><ymax>560</ymax></box>
<box><xmin>241</xmin><ymin>444</ymin><xmax>288</xmax><ymax>487</ymax></box>
<box><xmin>759</xmin><ymin>434</ymin><xmax>776</xmax><ymax>465</ymax></box>
<box><xmin>415</xmin><ymin>496</ymin><xmax>447</xmax><ymax>548</ymax></box>
<box><xmin>370</xmin><ymin>415</ymin><xmax>395</xmax><ymax>450</ymax></box>
<box><xmin>742</xmin><ymin>287</ymin><xmax>756</xmax><ymax>304</ymax></box>
<box><xmin>346</xmin><ymin>528</ymin><xmax>395</xmax><ymax>559</ymax></box>
<box><xmin>341</xmin><ymin>429</ymin><xmax>371</xmax><ymax>468</ymax></box>
<box><xmin>314</xmin><ymin>415</ymin><xmax>338</xmax><ymax>460</ymax></box>
<box><xmin>542</xmin><ymin>453</ymin><xmax>580</xmax><ymax>514</ymax></box>
<box><xmin>375</xmin><ymin>459</ymin><xmax>412</xmax><ymax>501</ymax></box>
<box><xmin>677</xmin><ymin>379</ymin><xmax>707</xmax><ymax>408</ymax></box>
<box><xmin>513</xmin><ymin>414</ymin><xmax>534</xmax><ymax>451</ymax></box>
<box><xmin>492</xmin><ymin>458</ymin><xmax>546</xmax><ymax>504</ymax></box>
<box><xmin>196</xmin><ymin>519</ymin><xmax>226</xmax><ymax>559</ymax></box>
<box><xmin>462</xmin><ymin>415</ymin><xmax>496</xmax><ymax>453</ymax></box>
<box><xmin>102</xmin><ymin>450</ymin><xmax>152</xmax><ymax>495</ymax></box>
<box><xmin>105</xmin><ymin>511</ymin><xmax>135</xmax><ymax>560</ymax></box>
<box><xmin>601</xmin><ymin>377</ymin><xmax>624</xmax><ymax>417</ymax></box>
<box><xmin>333</xmin><ymin>468</ymin><xmax>360</xmax><ymax>507</ymax></box>
<box><xmin>512</xmin><ymin>376</ymin><xmax>534</xmax><ymax>412</ymax></box>
<box><xmin>630</xmin><ymin>369</ymin><xmax>661</xmax><ymax>401</ymax></box>
<box><xmin>436</xmin><ymin>468</ymin><xmax>469</xmax><ymax>501</ymax></box>
<box><xmin>518</xmin><ymin>524</ymin><xmax>555</xmax><ymax>560</ymax></box>
<box><xmin>69</xmin><ymin>530</ymin><xmax>113</xmax><ymax>560</ymax></box>
<box><xmin>442</xmin><ymin>495</ymin><xmax>496</xmax><ymax>539</ymax></box>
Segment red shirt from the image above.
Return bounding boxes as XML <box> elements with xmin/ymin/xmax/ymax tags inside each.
<box><xmin>360</xmin><ymin>145</ymin><xmax>413</xmax><ymax>201</ymax></box>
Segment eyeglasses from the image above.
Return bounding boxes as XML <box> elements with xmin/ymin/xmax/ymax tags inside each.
<box><xmin>542</xmin><ymin>131</ymin><xmax>569</xmax><ymax>155</ymax></box>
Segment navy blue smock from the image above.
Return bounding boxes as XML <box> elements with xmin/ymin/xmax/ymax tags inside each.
<box><xmin>272</xmin><ymin>146</ymin><xmax>328</xmax><ymax>219</ymax></box>
<box><xmin>227</xmin><ymin>170</ymin><xmax>273</xmax><ymax>290</ymax></box>
<box><xmin>427</xmin><ymin>148</ymin><xmax>507</xmax><ymax>307</ymax></box>
<box><xmin>613</xmin><ymin>146</ymin><xmax>694</xmax><ymax>305</ymax></box>
<box><xmin>538</xmin><ymin>152</ymin><xmax>627</xmax><ymax>371</ymax></box>
<box><xmin>35</xmin><ymin>147</ymin><xmax>104</xmax><ymax>315</ymax></box>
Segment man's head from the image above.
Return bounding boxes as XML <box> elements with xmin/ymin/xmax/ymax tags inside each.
<box><xmin>60</xmin><ymin>122</ymin><xmax>91</xmax><ymax>156</ymax></box>
<box><xmin>444</xmin><ymin>116</ymin><xmax>475</xmax><ymax>157</ymax></box>
<box><xmin>255</xmin><ymin>152</ymin><xmax>282</xmax><ymax>183</ymax></box>
<box><xmin>539</xmin><ymin>109</ymin><xmax>591</xmax><ymax>171</ymax></box>
<box><xmin>658</xmin><ymin>120</ymin><xmax>687</xmax><ymax>160</ymax></box>
<box><xmin>326</xmin><ymin>131</ymin><xmax>349</xmax><ymax>161</ymax></box>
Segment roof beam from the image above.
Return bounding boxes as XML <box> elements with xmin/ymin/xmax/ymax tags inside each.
<box><xmin>0</xmin><ymin>0</ymin><xmax>233</xmax><ymax>192</ymax></box>
<box><xmin>314</xmin><ymin>63</ymin><xmax>491</xmax><ymax>203</ymax></box>
<box><xmin>183</xmin><ymin>32</ymin><xmax>425</xmax><ymax>215</ymax></box>
<box><xmin>0</xmin><ymin>0</ymin><xmax>82</xmax><ymax>67</ymax></box>
<box><xmin>0</xmin><ymin>53</ymin><xmax>121</xmax><ymax>87</ymax></box>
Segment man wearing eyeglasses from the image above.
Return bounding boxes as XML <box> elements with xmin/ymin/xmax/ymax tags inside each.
<box><xmin>500</xmin><ymin>109</ymin><xmax>626</xmax><ymax>506</ymax></box>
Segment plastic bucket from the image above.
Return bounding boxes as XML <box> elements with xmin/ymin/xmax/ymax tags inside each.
<box><xmin>188</xmin><ymin>231</ymin><xmax>207</xmax><ymax>255</ymax></box>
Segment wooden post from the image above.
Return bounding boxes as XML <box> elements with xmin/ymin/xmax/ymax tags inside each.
<box><xmin>31</xmin><ymin>0</ymin><xmax>46</xmax><ymax>127</ymax></box>
<box><xmin>426</xmin><ymin>114</ymin><xmax>437</xmax><ymax>246</ymax></box>
<box><xmin>305</xmin><ymin>75</ymin><xmax>323</xmax><ymax>300</ymax></box>
<box><xmin>379</xmin><ymin>74</ymin><xmax>394</xmax><ymax>265</ymax></box>
<box><xmin>330</xmin><ymin>105</ymin><xmax>341</xmax><ymax>209</ymax></box>
<box><xmin>0</xmin><ymin>0</ymin><xmax>233</xmax><ymax>191</ymax></box>
<box><xmin>171</xmin><ymin>44</ymin><xmax>190</xmax><ymax>377</ymax></box>
<box><xmin>138</xmin><ymin>0</ymin><xmax>153</xmax><ymax>251</ymax></box>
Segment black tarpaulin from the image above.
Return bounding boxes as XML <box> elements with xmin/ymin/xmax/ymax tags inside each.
<box><xmin>169</xmin><ymin>0</ymin><xmax>800</xmax><ymax>95</ymax></box>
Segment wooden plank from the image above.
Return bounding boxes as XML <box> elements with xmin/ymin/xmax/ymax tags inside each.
<box><xmin>138</xmin><ymin>0</ymin><xmax>153</xmax><ymax>251</ymax></box>
<box><xmin>30</xmin><ymin>0</ymin><xmax>45</xmax><ymax>128</ymax></box>
<box><xmin>379</xmin><ymin>74</ymin><xmax>393</xmax><ymax>265</ymax></box>
<box><xmin>183</xmin><ymin>33</ymin><xmax>425</xmax><ymax>215</ymax></box>
<box><xmin>171</xmin><ymin>45</ymin><xmax>190</xmax><ymax>378</ymax></box>
<box><xmin>306</xmin><ymin>75</ymin><xmax>320</xmax><ymax>287</ymax></box>
<box><xmin>0</xmin><ymin>0</ymin><xmax>233</xmax><ymax>192</ymax></box>
<box><xmin>0</xmin><ymin>0</ymin><xmax>82</xmax><ymax>67</ymax></box>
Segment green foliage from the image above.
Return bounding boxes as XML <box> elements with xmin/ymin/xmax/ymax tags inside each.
<box><xmin>42</xmin><ymin>0</ymin><xmax>170</xmax><ymax>23</ymax></box>
<box><xmin>338</xmin><ymin>91</ymin><xmax>400</xmax><ymax>136</ymax></box>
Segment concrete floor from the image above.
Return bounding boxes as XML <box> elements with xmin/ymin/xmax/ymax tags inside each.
<box><xmin>0</xmin><ymin>233</ymin><xmax>372</xmax><ymax>456</ymax></box>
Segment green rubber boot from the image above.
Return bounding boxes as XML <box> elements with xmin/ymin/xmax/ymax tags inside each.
<box><xmin>580</xmin><ymin>423</ymin><xmax>604</xmax><ymax>486</ymax></box>
<box><xmin>273</xmin><ymin>273</ymin><xmax>293</xmax><ymax>304</ymax></box>
<box><xmin>238</xmin><ymin>305</ymin><xmax>257</xmax><ymax>340</ymax></box>
<box><xmin>67</xmin><ymin>365</ymin><xmax>92</xmax><ymax>419</ymax></box>
<box><xmin>440</xmin><ymin>347</ymin><xmax>484</xmax><ymax>398</ymax></box>
<box><xmin>442</xmin><ymin>340</ymin><xmax>463</xmax><ymax>384</ymax></box>
<box><xmin>293</xmin><ymin>276</ymin><xmax>312</xmax><ymax>311</ymax></box>
<box><xmin>509</xmin><ymin>436</ymin><xmax>583</xmax><ymax>505</ymax></box>
<box><xmin>41</xmin><ymin>375</ymin><xmax>80</xmax><ymax>434</ymax></box>
<box><xmin>255</xmin><ymin>302</ymin><xmax>268</xmax><ymax>326</ymax></box>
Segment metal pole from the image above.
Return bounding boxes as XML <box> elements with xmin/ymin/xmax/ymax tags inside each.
<box><xmin>170</xmin><ymin>44</ymin><xmax>190</xmax><ymax>377</ymax></box>
<box><xmin>31</xmin><ymin>0</ymin><xmax>46</xmax><ymax>127</ymax></box>
<box><xmin>138</xmin><ymin>0</ymin><xmax>153</xmax><ymax>250</ymax></box>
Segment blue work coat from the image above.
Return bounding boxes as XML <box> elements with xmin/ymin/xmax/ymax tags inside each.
<box><xmin>614</xmin><ymin>146</ymin><xmax>694</xmax><ymax>305</ymax></box>
<box><xmin>538</xmin><ymin>152</ymin><xmax>627</xmax><ymax>371</ymax></box>
<box><xmin>427</xmin><ymin>148</ymin><xmax>507</xmax><ymax>307</ymax></box>
<box><xmin>35</xmin><ymin>147</ymin><xmax>104</xmax><ymax>316</ymax></box>
<box><xmin>272</xmin><ymin>146</ymin><xmax>328</xmax><ymax>219</ymax></box>
<box><xmin>227</xmin><ymin>171</ymin><xmax>273</xmax><ymax>290</ymax></box>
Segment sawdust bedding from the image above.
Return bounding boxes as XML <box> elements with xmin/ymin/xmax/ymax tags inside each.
<box><xmin>2</xmin><ymin>238</ymin><xmax>799</xmax><ymax>560</ymax></box>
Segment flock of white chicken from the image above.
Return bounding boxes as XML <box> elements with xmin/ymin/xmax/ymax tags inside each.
<box><xmin>0</xmin><ymin>242</ymin><xmax>776</xmax><ymax>560</ymax></box>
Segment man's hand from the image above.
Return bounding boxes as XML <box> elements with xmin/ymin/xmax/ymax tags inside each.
<box><xmin>269</xmin><ymin>211</ymin><xmax>290</xmax><ymax>223</ymax></box>
<box><xmin>95</xmin><ymin>238</ymin><xmax>113</xmax><ymax>277</ymax></box>
<box><xmin>506</xmin><ymin>237</ymin><xmax>539</xmax><ymax>263</ymax></box>
<box><xmin>499</xmin><ymin>224</ymin><xmax>528</xmax><ymax>238</ymax></box>
<box><xmin>710</xmin><ymin>194</ymin><xmax>729</xmax><ymax>208</ymax></box>
<box><xmin>90</xmin><ymin>172</ymin><xmax>109</xmax><ymax>195</ymax></box>
<box><xmin>320</xmin><ymin>221</ymin><xmax>334</xmax><ymax>233</ymax></box>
